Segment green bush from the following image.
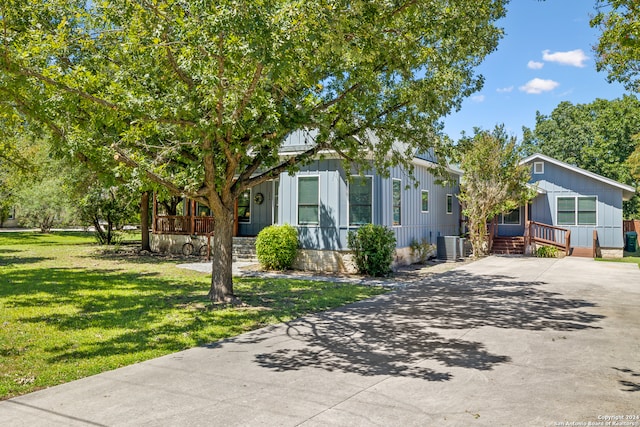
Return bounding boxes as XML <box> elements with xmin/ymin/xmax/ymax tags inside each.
<box><xmin>536</xmin><ymin>245</ymin><xmax>559</xmax><ymax>258</ymax></box>
<box><xmin>347</xmin><ymin>224</ymin><xmax>396</xmax><ymax>276</ymax></box>
<box><xmin>255</xmin><ymin>224</ymin><xmax>299</xmax><ymax>270</ymax></box>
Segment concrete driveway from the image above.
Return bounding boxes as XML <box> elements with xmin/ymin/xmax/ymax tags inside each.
<box><xmin>1</xmin><ymin>256</ymin><xmax>639</xmax><ymax>426</ymax></box>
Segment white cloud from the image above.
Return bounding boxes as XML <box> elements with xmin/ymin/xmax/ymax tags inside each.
<box><xmin>496</xmin><ymin>86</ymin><xmax>514</xmax><ymax>93</ymax></box>
<box><xmin>519</xmin><ymin>78</ymin><xmax>560</xmax><ymax>94</ymax></box>
<box><xmin>542</xmin><ymin>49</ymin><xmax>589</xmax><ymax>67</ymax></box>
<box><xmin>471</xmin><ymin>94</ymin><xmax>485</xmax><ymax>103</ymax></box>
<box><xmin>527</xmin><ymin>60</ymin><xmax>544</xmax><ymax>70</ymax></box>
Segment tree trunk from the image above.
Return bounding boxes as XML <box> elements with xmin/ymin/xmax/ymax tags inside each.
<box><xmin>208</xmin><ymin>207</ymin><xmax>236</xmax><ymax>303</ymax></box>
<box><xmin>140</xmin><ymin>191</ymin><xmax>150</xmax><ymax>251</ymax></box>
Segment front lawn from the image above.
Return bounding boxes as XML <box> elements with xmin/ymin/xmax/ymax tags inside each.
<box><xmin>0</xmin><ymin>232</ymin><xmax>388</xmax><ymax>399</ymax></box>
<box><xmin>596</xmin><ymin>248</ymin><xmax>640</xmax><ymax>267</ymax></box>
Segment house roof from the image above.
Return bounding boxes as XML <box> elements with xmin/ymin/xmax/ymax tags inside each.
<box><xmin>521</xmin><ymin>153</ymin><xmax>636</xmax><ymax>201</ymax></box>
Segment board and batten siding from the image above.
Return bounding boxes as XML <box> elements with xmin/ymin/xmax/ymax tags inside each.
<box><xmin>276</xmin><ymin>159</ymin><xmax>460</xmax><ymax>251</ymax></box>
<box><xmin>528</xmin><ymin>160</ymin><xmax>624</xmax><ymax>249</ymax></box>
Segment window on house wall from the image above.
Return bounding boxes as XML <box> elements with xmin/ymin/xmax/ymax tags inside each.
<box><xmin>533</xmin><ymin>162</ymin><xmax>544</xmax><ymax>174</ymax></box>
<box><xmin>298</xmin><ymin>176</ymin><xmax>319</xmax><ymax>225</ymax></box>
<box><xmin>499</xmin><ymin>209</ymin><xmax>520</xmax><ymax>225</ymax></box>
<box><xmin>349</xmin><ymin>176</ymin><xmax>372</xmax><ymax>225</ymax></box>
<box><xmin>237</xmin><ymin>189</ymin><xmax>251</xmax><ymax>223</ymax></box>
<box><xmin>557</xmin><ymin>196</ymin><xmax>597</xmax><ymax>225</ymax></box>
<box><xmin>273</xmin><ymin>179</ymin><xmax>279</xmax><ymax>224</ymax></box>
<box><xmin>577</xmin><ymin>197</ymin><xmax>597</xmax><ymax>225</ymax></box>
<box><xmin>446</xmin><ymin>194</ymin><xmax>453</xmax><ymax>214</ymax></box>
<box><xmin>392</xmin><ymin>179</ymin><xmax>401</xmax><ymax>226</ymax></box>
<box><xmin>421</xmin><ymin>190</ymin><xmax>429</xmax><ymax>212</ymax></box>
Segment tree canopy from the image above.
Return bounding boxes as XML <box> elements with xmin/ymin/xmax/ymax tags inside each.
<box><xmin>456</xmin><ymin>125</ymin><xmax>532</xmax><ymax>257</ymax></box>
<box><xmin>521</xmin><ymin>95</ymin><xmax>640</xmax><ymax>217</ymax></box>
<box><xmin>1</xmin><ymin>0</ymin><xmax>508</xmax><ymax>301</ymax></box>
<box><xmin>591</xmin><ymin>0</ymin><xmax>640</xmax><ymax>93</ymax></box>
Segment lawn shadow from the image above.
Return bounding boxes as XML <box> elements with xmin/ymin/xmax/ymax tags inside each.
<box><xmin>251</xmin><ymin>269</ymin><xmax>604</xmax><ymax>381</ymax></box>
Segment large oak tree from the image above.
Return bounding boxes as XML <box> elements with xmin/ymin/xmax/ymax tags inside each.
<box><xmin>1</xmin><ymin>0</ymin><xmax>507</xmax><ymax>302</ymax></box>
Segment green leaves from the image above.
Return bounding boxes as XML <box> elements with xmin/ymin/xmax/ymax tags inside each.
<box><xmin>591</xmin><ymin>0</ymin><xmax>640</xmax><ymax>92</ymax></box>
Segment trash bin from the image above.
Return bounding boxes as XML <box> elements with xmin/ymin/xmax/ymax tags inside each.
<box><xmin>625</xmin><ymin>231</ymin><xmax>637</xmax><ymax>252</ymax></box>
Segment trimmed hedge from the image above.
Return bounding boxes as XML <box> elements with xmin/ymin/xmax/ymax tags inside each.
<box><xmin>255</xmin><ymin>224</ymin><xmax>299</xmax><ymax>270</ymax></box>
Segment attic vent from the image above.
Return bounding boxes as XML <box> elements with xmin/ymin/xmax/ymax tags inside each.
<box><xmin>533</xmin><ymin>161</ymin><xmax>544</xmax><ymax>174</ymax></box>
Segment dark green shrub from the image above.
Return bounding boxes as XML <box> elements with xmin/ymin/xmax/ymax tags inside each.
<box><xmin>536</xmin><ymin>245</ymin><xmax>559</xmax><ymax>258</ymax></box>
<box><xmin>256</xmin><ymin>224</ymin><xmax>299</xmax><ymax>270</ymax></box>
<box><xmin>347</xmin><ymin>224</ymin><xmax>396</xmax><ymax>276</ymax></box>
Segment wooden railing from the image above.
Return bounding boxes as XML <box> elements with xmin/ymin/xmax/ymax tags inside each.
<box><xmin>154</xmin><ymin>215</ymin><xmax>215</xmax><ymax>235</ymax></box>
<box><xmin>527</xmin><ymin>220</ymin><xmax>571</xmax><ymax>254</ymax></box>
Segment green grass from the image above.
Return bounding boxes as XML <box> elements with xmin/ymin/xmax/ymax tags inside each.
<box><xmin>0</xmin><ymin>231</ymin><xmax>388</xmax><ymax>399</ymax></box>
<box><xmin>596</xmin><ymin>248</ymin><xmax>640</xmax><ymax>267</ymax></box>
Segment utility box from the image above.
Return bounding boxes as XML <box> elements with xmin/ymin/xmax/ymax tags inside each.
<box><xmin>437</xmin><ymin>236</ymin><xmax>464</xmax><ymax>261</ymax></box>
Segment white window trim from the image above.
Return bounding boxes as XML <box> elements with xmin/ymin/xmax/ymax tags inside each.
<box><xmin>421</xmin><ymin>190</ymin><xmax>429</xmax><ymax>213</ymax></box>
<box><xmin>238</xmin><ymin>188</ymin><xmax>252</xmax><ymax>224</ymax></box>
<box><xmin>297</xmin><ymin>175</ymin><xmax>320</xmax><ymax>226</ymax></box>
<box><xmin>533</xmin><ymin>161</ymin><xmax>544</xmax><ymax>174</ymax></box>
<box><xmin>392</xmin><ymin>178</ymin><xmax>402</xmax><ymax>227</ymax></box>
<box><xmin>446</xmin><ymin>194</ymin><xmax>454</xmax><ymax>215</ymax></box>
<box><xmin>555</xmin><ymin>195</ymin><xmax>598</xmax><ymax>226</ymax></box>
<box><xmin>348</xmin><ymin>175</ymin><xmax>374</xmax><ymax>227</ymax></box>
<box><xmin>272</xmin><ymin>179</ymin><xmax>279</xmax><ymax>225</ymax></box>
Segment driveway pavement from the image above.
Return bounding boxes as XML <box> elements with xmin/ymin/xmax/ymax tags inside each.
<box><xmin>1</xmin><ymin>256</ymin><xmax>639</xmax><ymax>426</ymax></box>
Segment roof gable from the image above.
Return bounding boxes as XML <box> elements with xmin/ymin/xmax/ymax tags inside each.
<box><xmin>521</xmin><ymin>153</ymin><xmax>636</xmax><ymax>201</ymax></box>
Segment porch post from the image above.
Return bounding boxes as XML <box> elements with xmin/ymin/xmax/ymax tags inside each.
<box><xmin>152</xmin><ymin>192</ymin><xmax>158</xmax><ymax>234</ymax></box>
<box><xmin>190</xmin><ymin>199</ymin><xmax>196</xmax><ymax>234</ymax></box>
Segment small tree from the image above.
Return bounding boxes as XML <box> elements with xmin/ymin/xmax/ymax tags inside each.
<box><xmin>457</xmin><ymin>126</ymin><xmax>533</xmax><ymax>258</ymax></box>
<box><xmin>78</xmin><ymin>185</ymin><xmax>139</xmax><ymax>245</ymax></box>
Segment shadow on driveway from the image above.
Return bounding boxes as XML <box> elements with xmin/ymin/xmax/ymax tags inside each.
<box><xmin>245</xmin><ymin>269</ymin><xmax>604</xmax><ymax>380</ymax></box>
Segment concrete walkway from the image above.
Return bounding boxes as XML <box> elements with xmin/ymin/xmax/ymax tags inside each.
<box><xmin>1</xmin><ymin>256</ymin><xmax>639</xmax><ymax>426</ymax></box>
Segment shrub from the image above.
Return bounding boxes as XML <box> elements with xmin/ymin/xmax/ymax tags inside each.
<box><xmin>536</xmin><ymin>245</ymin><xmax>559</xmax><ymax>258</ymax></box>
<box><xmin>255</xmin><ymin>224</ymin><xmax>299</xmax><ymax>270</ymax></box>
<box><xmin>410</xmin><ymin>238</ymin><xmax>436</xmax><ymax>264</ymax></box>
<box><xmin>347</xmin><ymin>224</ymin><xmax>396</xmax><ymax>276</ymax></box>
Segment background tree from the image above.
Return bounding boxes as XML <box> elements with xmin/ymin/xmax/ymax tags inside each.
<box><xmin>591</xmin><ymin>0</ymin><xmax>640</xmax><ymax>93</ymax></box>
<box><xmin>457</xmin><ymin>126</ymin><xmax>532</xmax><ymax>258</ymax></box>
<box><xmin>1</xmin><ymin>0</ymin><xmax>508</xmax><ymax>302</ymax></box>
<box><xmin>521</xmin><ymin>96</ymin><xmax>640</xmax><ymax>218</ymax></box>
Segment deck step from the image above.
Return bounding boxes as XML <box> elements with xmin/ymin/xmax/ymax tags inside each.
<box><xmin>569</xmin><ymin>247</ymin><xmax>593</xmax><ymax>258</ymax></box>
<box><xmin>491</xmin><ymin>236</ymin><xmax>525</xmax><ymax>255</ymax></box>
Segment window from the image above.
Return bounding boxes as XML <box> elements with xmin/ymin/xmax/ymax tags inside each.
<box><xmin>446</xmin><ymin>194</ymin><xmax>453</xmax><ymax>214</ymax></box>
<box><xmin>533</xmin><ymin>162</ymin><xmax>544</xmax><ymax>174</ymax></box>
<box><xmin>499</xmin><ymin>209</ymin><xmax>520</xmax><ymax>225</ymax></box>
<box><xmin>421</xmin><ymin>190</ymin><xmax>429</xmax><ymax>213</ymax></box>
<box><xmin>298</xmin><ymin>176</ymin><xmax>319</xmax><ymax>225</ymax></box>
<box><xmin>392</xmin><ymin>179</ymin><xmax>401</xmax><ymax>226</ymax></box>
<box><xmin>7</xmin><ymin>207</ymin><xmax>14</xmax><ymax>220</ymax></box>
<box><xmin>237</xmin><ymin>189</ymin><xmax>251</xmax><ymax>223</ymax></box>
<box><xmin>577</xmin><ymin>197</ymin><xmax>597</xmax><ymax>225</ymax></box>
<box><xmin>273</xmin><ymin>179</ymin><xmax>279</xmax><ymax>224</ymax></box>
<box><xmin>557</xmin><ymin>196</ymin><xmax>597</xmax><ymax>225</ymax></box>
<box><xmin>349</xmin><ymin>176</ymin><xmax>372</xmax><ymax>226</ymax></box>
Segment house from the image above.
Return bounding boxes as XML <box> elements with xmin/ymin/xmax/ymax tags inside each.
<box><xmin>151</xmin><ymin>130</ymin><xmax>462</xmax><ymax>271</ymax></box>
<box><xmin>493</xmin><ymin>153</ymin><xmax>635</xmax><ymax>258</ymax></box>
<box><xmin>0</xmin><ymin>207</ymin><xmax>18</xmax><ymax>228</ymax></box>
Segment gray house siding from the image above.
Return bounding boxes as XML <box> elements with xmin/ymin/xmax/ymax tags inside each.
<box><xmin>527</xmin><ymin>160</ymin><xmax>625</xmax><ymax>249</ymax></box>
<box><xmin>276</xmin><ymin>159</ymin><xmax>460</xmax><ymax>251</ymax></box>
<box><xmin>237</xmin><ymin>180</ymin><xmax>274</xmax><ymax>237</ymax></box>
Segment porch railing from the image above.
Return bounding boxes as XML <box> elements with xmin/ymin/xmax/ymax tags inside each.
<box><xmin>154</xmin><ymin>215</ymin><xmax>215</xmax><ymax>235</ymax></box>
<box><xmin>526</xmin><ymin>220</ymin><xmax>571</xmax><ymax>254</ymax></box>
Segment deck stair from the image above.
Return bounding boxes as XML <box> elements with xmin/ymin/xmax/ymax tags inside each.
<box><xmin>233</xmin><ymin>237</ymin><xmax>258</xmax><ymax>262</ymax></box>
<box><xmin>491</xmin><ymin>236</ymin><xmax>525</xmax><ymax>255</ymax></box>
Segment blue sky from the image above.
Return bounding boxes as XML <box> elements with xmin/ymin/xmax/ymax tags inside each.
<box><xmin>442</xmin><ymin>0</ymin><xmax>629</xmax><ymax>141</ymax></box>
